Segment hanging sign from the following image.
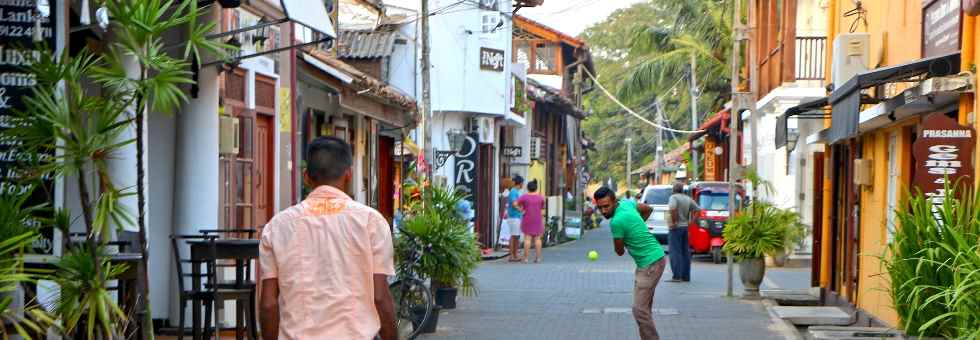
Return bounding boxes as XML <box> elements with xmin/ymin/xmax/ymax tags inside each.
<box><xmin>703</xmin><ymin>137</ymin><xmax>717</xmax><ymax>181</ymax></box>
<box><xmin>454</xmin><ymin>134</ymin><xmax>479</xmax><ymax>202</ymax></box>
<box><xmin>0</xmin><ymin>0</ymin><xmax>58</xmax><ymax>255</ymax></box>
<box><xmin>502</xmin><ymin>146</ymin><xmax>522</xmax><ymax>158</ymax></box>
<box><xmin>912</xmin><ymin>113</ymin><xmax>975</xmax><ymax>219</ymax></box>
<box><xmin>922</xmin><ymin>0</ymin><xmax>962</xmax><ymax>57</ymax></box>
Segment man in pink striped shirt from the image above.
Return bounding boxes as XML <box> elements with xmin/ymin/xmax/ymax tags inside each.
<box><xmin>259</xmin><ymin>137</ymin><xmax>396</xmax><ymax>340</ymax></box>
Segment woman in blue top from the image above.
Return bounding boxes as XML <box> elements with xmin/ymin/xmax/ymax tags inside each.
<box><xmin>506</xmin><ymin>175</ymin><xmax>525</xmax><ymax>262</ymax></box>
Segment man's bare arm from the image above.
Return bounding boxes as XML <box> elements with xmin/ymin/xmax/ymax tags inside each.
<box><xmin>614</xmin><ymin>238</ymin><xmax>626</xmax><ymax>256</ymax></box>
<box><xmin>637</xmin><ymin>203</ymin><xmax>653</xmax><ymax>221</ymax></box>
<box><xmin>259</xmin><ymin>278</ymin><xmax>280</xmax><ymax>340</ymax></box>
<box><xmin>374</xmin><ymin>274</ymin><xmax>397</xmax><ymax>340</ymax></box>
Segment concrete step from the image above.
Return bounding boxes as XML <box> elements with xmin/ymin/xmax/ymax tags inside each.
<box><xmin>771</xmin><ymin>306</ymin><xmax>853</xmax><ymax>326</ymax></box>
<box><xmin>762</xmin><ymin>289</ymin><xmax>820</xmax><ymax>306</ymax></box>
<box><xmin>806</xmin><ymin>326</ymin><xmax>903</xmax><ymax>340</ymax></box>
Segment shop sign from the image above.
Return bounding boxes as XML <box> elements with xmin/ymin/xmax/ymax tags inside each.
<box><xmin>454</xmin><ymin>133</ymin><xmax>479</xmax><ymax>201</ymax></box>
<box><xmin>912</xmin><ymin>113</ymin><xmax>975</xmax><ymax>219</ymax></box>
<box><xmin>480</xmin><ymin>47</ymin><xmax>505</xmax><ymax>72</ymax></box>
<box><xmin>0</xmin><ymin>0</ymin><xmax>57</xmax><ymax>255</ymax></box>
<box><xmin>703</xmin><ymin>137</ymin><xmax>717</xmax><ymax>181</ymax></box>
<box><xmin>502</xmin><ymin>146</ymin><xmax>522</xmax><ymax>158</ymax></box>
<box><xmin>478</xmin><ymin>0</ymin><xmax>499</xmax><ymax>11</ymax></box>
<box><xmin>923</xmin><ymin>0</ymin><xmax>962</xmax><ymax>57</ymax></box>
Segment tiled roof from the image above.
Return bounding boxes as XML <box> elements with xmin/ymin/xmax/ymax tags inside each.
<box><xmin>527</xmin><ymin>77</ymin><xmax>588</xmax><ymax>119</ymax></box>
<box><xmin>337</xmin><ymin>29</ymin><xmax>398</xmax><ymax>59</ymax></box>
<box><xmin>304</xmin><ymin>49</ymin><xmax>418</xmax><ymax>113</ymax></box>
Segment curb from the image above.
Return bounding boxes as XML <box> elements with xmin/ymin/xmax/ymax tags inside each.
<box><xmin>762</xmin><ymin>298</ymin><xmax>805</xmax><ymax>340</ymax></box>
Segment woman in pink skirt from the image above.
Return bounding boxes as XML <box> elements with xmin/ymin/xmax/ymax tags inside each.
<box><xmin>516</xmin><ymin>180</ymin><xmax>546</xmax><ymax>263</ymax></box>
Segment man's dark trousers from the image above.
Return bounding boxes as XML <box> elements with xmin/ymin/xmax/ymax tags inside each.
<box><xmin>668</xmin><ymin>227</ymin><xmax>691</xmax><ymax>280</ymax></box>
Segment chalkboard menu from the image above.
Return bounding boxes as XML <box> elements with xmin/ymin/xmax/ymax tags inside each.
<box><xmin>0</xmin><ymin>1</ymin><xmax>57</xmax><ymax>255</ymax></box>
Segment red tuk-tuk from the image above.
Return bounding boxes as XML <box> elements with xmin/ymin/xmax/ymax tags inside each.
<box><xmin>687</xmin><ymin>182</ymin><xmax>744</xmax><ymax>263</ymax></box>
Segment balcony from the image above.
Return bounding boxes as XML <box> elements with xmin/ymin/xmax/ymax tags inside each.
<box><xmin>795</xmin><ymin>36</ymin><xmax>826</xmax><ymax>81</ymax></box>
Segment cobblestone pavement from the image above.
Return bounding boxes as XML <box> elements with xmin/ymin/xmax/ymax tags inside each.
<box><xmin>420</xmin><ymin>225</ymin><xmax>809</xmax><ymax>340</ymax></box>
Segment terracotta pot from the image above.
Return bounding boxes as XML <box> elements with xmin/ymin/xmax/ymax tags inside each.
<box><xmin>739</xmin><ymin>257</ymin><xmax>766</xmax><ymax>298</ymax></box>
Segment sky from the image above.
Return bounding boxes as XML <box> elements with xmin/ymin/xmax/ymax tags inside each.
<box><xmin>516</xmin><ymin>0</ymin><xmax>648</xmax><ymax>37</ymax></box>
<box><xmin>381</xmin><ymin>0</ymin><xmax>648</xmax><ymax>37</ymax></box>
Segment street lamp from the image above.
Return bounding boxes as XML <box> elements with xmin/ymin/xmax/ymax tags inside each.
<box><xmin>786</xmin><ymin>128</ymin><xmax>800</xmax><ymax>153</ymax></box>
<box><xmin>447</xmin><ymin>129</ymin><xmax>467</xmax><ymax>152</ymax></box>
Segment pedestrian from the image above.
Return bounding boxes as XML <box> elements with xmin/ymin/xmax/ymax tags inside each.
<box><xmin>593</xmin><ymin>186</ymin><xmax>666</xmax><ymax>340</ymax></box>
<box><xmin>666</xmin><ymin>181</ymin><xmax>700</xmax><ymax>282</ymax></box>
<box><xmin>505</xmin><ymin>175</ymin><xmax>525</xmax><ymax>262</ymax></box>
<box><xmin>259</xmin><ymin>136</ymin><xmax>397</xmax><ymax>340</ymax></box>
<box><xmin>516</xmin><ymin>179</ymin><xmax>546</xmax><ymax>263</ymax></box>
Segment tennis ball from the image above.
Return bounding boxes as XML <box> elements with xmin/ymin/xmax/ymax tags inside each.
<box><xmin>588</xmin><ymin>250</ymin><xmax>599</xmax><ymax>261</ymax></box>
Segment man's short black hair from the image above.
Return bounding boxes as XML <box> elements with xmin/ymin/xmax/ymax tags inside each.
<box><xmin>673</xmin><ymin>182</ymin><xmax>685</xmax><ymax>193</ymax></box>
<box><xmin>527</xmin><ymin>180</ymin><xmax>538</xmax><ymax>192</ymax></box>
<box><xmin>306</xmin><ymin>136</ymin><xmax>352</xmax><ymax>183</ymax></box>
<box><xmin>593</xmin><ymin>187</ymin><xmax>615</xmax><ymax>201</ymax></box>
<box><xmin>512</xmin><ymin>174</ymin><xmax>524</xmax><ymax>185</ymax></box>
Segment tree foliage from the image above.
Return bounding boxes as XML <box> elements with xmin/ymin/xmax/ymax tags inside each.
<box><xmin>580</xmin><ymin>0</ymin><xmax>732</xmax><ymax>186</ymax></box>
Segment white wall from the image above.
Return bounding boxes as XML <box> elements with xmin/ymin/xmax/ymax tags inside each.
<box><xmin>391</xmin><ymin>23</ymin><xmax>418</xmax><ymax>98</ymax></box>
<box><xmin>428</xmin><ymin>0</ymin><xmax>512</xmax><ymax>116</ymax></box>
<box><xmin>146</xmin><ymin>108</ymin><xmax>177</xmax><ymax>319</ymax></box>
<box><xmin>797</xmin><ymin>0</ymin><xmax>829</xmax><ymax>36</ymax></box>
<box><xmin>171</xmin><ymin>66</ymin><xmax>221</xmax><ymax>323</ymax></box>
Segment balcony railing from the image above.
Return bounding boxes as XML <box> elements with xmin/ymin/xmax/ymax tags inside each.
<box><xmin>795</xmin><ymin>36</ymin><xmax>826</xmax><ymax>80</ymax></box>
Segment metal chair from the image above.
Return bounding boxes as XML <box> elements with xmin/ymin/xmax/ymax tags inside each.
<box><xmin>170</xmin><ymin>234</ymin><xmax>257</xmax><ymax>340</ymax></box>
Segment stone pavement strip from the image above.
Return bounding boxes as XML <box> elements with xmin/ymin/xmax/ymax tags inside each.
<box><xmin>421</xmin><ymin>226</ymin><xmax>807</xmax><ymax>340</ymax></box>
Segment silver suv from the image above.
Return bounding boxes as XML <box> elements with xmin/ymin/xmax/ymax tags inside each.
<box><xmin>639</xmin><ymin>185</ymin><xmax>671</xmax><ymax>245</ymax></box>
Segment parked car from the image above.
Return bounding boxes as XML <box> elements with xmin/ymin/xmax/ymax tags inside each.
<box><xmin>640</xmin><ymin>184</ymin><xmax>672</xmax><ymax>244</ymax></box>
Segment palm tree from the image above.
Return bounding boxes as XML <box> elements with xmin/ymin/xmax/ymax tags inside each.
<box><xmin>5</xmin><ymin>1</ymin><xmax>226</xmax><ymax>338</ymax></box>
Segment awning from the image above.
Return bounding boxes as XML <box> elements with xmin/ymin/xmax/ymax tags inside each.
<box><xmin>827</xmin><ymin>52</ymin><xmax>960</xmax><ymax>143</ymax></box>
<box><xmin>774</xmin><ymin>97</ymin><xmax>830</xmax><ymax>148</ymax></box>
<box><xmin>688</xmin><ymin>109</ymin><xmax>731</xmax><ymax>142</ymax></box>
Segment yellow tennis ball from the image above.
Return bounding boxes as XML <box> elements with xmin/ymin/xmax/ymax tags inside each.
<box><xmin>588</xmin><ymin>250</ymin><xmax>599</xmax><ymax>261</ymax></box>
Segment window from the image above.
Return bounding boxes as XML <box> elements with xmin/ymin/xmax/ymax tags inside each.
<box><xmin>515</xmin><ymin>40</ymin><xmax>531</xmax><ymax>66</ymax></box>
<box><xmin>698</xmin><ymin>192</ymin><xmax>742</xmax><ymax>211</ymax></box>
<box><xmin>534</xmin><ymin>42</ymin><xmax>556</xmax><ymax>72</ymax></box>
<box><xmin>482</xmin><ymin>14</ymin><xmax>501</xmax><ymax>33</ymax></box>
<box><xmin>641</xmin><ymin>187</ymin><xmax>671</xmax><ymax>205</ymax></box>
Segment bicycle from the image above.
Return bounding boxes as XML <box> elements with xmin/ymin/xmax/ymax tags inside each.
<box><xmin>389</xmin><ymin>229</ymin><xmax>434</xmax><ymax>340</ymax></box>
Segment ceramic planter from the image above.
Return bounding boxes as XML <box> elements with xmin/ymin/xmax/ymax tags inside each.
<box><xmin>739</xmin><ymin>257</ymin><xmax>766</xmax><ymax>298</ymax></box>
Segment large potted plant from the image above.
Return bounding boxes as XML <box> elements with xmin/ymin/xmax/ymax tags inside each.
<box><xmin>397</xmin><ymin>182</ymin><xmax>480</xmax><ymax>312</ymax></box>
<box><xmin>722</xmin><ymin>171</ymin><xmax>802</xmax><ymax>297</ymax></box>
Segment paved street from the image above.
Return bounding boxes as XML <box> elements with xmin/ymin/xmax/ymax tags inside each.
<box><xmin>421</xmin><ymin>226</ymin><xmax>809</xmax><ymax>340</ymax></box>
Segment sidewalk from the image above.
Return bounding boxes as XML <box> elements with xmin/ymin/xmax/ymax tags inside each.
<box><xmin>421</xmin><ymin>225</ymin><xmax>808</xmax><ymax>340</ymax></box>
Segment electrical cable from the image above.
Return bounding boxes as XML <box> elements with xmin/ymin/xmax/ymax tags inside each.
<box><xmin>584</xmin><ymin>68</ymin><xmax>704</xmax><ymax>134</ymax></box>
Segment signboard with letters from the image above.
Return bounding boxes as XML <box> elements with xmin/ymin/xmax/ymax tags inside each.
<box><xmin>703</xmin><ymin>137</ymin><xmax>717</xmax><ymax>181</ymax></box>
<box><xmin>912</xmin><ymin>113</ymin><xmax>975</xmax><ymax>219</ymax></box>
<box><xmin>478</xmin><ymin>0</ymin><xmax>499</xmax><ymax>10</ymax></box>
<box><xmin>502</xmin><ymin>146</ymin><xmax>522</xmax><ymax>158</ymax></box>
<box><xmin>1</xmin><ymin>0</ymin><xmax>57</xmax><ymax>255</ymax></box>
<box><xmin>454</xmin><ymin>134</ymin><xmax>479</xmax><ymax>204</ymax></box>
<box><xmin>480</xmin><ymin>47</ymin><xmax>505</xmax><ymax>72</ymax></box>
<box><xmin>922</xmin><ymin>0</ymin><xmax>962</xmax><ymax>57</ymax></box>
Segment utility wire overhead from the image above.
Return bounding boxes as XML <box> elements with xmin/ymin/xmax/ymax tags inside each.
<box><xmin>584</xmin><ymin>68</ymin><xmax>704</xmax><ymax>134</ymax></box>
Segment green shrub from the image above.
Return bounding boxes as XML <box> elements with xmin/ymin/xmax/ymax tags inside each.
<box><xmin>885</xmin><ymin>186</ymin><xmax>980</xmax><ymax>338</ymax></box>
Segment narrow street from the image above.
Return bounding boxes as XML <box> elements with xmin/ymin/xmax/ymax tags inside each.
<box><xmin>422</xmin><ymin>226</ymin><xmax>808</xmax><ymax>340</ymax></box>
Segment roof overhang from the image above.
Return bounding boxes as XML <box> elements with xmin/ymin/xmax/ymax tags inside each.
<box><xmin>775</xmin><ymin>97</ymin><xmax>830</xmax><ymax>148</ymax></box>
<box><xmin>857</xmin><ymin>73</ymin><xmax>971</xmax><ymax>133</ymax></box>
<box><xmin>827</xmin><ymin>52</ymin><xmax>960</xmax><ymax>144</ymax></box>
<box><xmin>688</xmin><ymin>109</ymin><xmax>731</xmax><ymax>142</ymax></box>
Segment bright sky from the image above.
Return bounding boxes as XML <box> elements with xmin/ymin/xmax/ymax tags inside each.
<box><xmin>514</xmin><ymin>0</ymin><xmax>648</xmax><ymax>37</ymax></box>
<box><xmin>382</xmin><ymin>0</ymin><xmax>648</xmax><ymax>37</ymax></box>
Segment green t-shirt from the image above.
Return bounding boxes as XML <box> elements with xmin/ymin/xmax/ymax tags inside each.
<box><xmin>610</xmin><ymin>199</ymin><xmax>666</xmax><ymax>268</ymax></box>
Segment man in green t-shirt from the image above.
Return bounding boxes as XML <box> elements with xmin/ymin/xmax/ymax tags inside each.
<box><xmin>594</xmin><ymin>187</ymin><xmax>667</xmax><ymax>340</ymax></box>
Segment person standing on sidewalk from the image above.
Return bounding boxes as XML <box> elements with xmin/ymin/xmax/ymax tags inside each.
<box><xmin>505</xmin><ymin>175</ymin><xmax>525</xmax><ymax>262</ymax></box>
<box><xmin>666</xmin><ymin>182</ymin><xmax>700</xmax><ymax>282</ymax></box>
<box><xmin>516</xmin><ymin>180</ymin><xmax>546</xmax><ymax>263</ymax></box>
<box><xmin>259</xmin><ymin>137</ymin><xmax>397</xmax><ymax>340</ymax></box>
<box><xmin>593</xmin><ymin>187</ymin><xmax>667</xmax><ymax>340</ymax></box>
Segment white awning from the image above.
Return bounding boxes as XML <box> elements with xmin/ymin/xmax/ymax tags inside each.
<box><xmin>302</xmin><ymin>53</ymin><xmax>354</xmax><ymax>84</ymax></box>
<box><xmin>281</xmin><ymin>0</ymin><xmax>336</xmax><ymax>38</ymax></box>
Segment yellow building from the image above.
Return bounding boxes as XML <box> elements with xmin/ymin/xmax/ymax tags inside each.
<box><xmin>793</xmin><ymin>0</ymin><xmax>975</xmax><ymax>328</ymax></box>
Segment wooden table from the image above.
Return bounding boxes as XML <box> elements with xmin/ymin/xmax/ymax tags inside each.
<box><xmin>186</xmin><ymin>239</ymin><xmax>259</xmax><ymax>340</ymax></box>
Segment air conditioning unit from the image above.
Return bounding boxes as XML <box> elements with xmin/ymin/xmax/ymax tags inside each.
<box><xmin>529</xmin><ymin>137</ymin><xmax>543</xmax><ymax>159</ymax></box>
<box><xmin>831</xmin><ymin>33</ymin><xmax>870</xmax><ymax>88</ymax></box>
<box><xmin>476</xmin><ymin>117</ymin><xmax>494</xmax><ymax>143</ymax></box>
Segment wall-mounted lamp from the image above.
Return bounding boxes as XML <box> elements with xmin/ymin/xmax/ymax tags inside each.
<box><xmin>786</xmin><ymin>128</ymin><xmax>800</xmax><ymax>153</ymax></box>
<box><xmin>447</xmin><ymin>129</ymin><xmax>467</xmax><ymax>152</ymax></box>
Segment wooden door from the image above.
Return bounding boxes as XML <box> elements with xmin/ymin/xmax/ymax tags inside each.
<box><xmin>255</xmin><ymin>115</ymin><xmax>274</xmax><ymax>226</ymax></box>
<box><xmin>811</xmin><ymin>152</ymin><xmax>824</xmax><ymax>287</ymax></box>
<box><xmin>378</xmin><ymin>136</ymin><xmax>395</xmax><ymax>223</ymax></box>
<box><xmin>476</xmin><ymin>144</ymin><xmax>495</xmax><ymax>248</ymax></box>
<box><xmin>254</xmin><ymin>74</ymin><xmax>277</xmax><ymax>227</ymax></box>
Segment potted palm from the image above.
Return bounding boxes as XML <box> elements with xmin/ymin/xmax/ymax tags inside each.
<box><xmin>722</xmin><ymin>171</ymin><xmax>802</xmax><ymax>297</ymax></box>
<box><xmin>397</xmin><ymin>182</ymin><xmax>480</xmax><ymax>318</ymax></box>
